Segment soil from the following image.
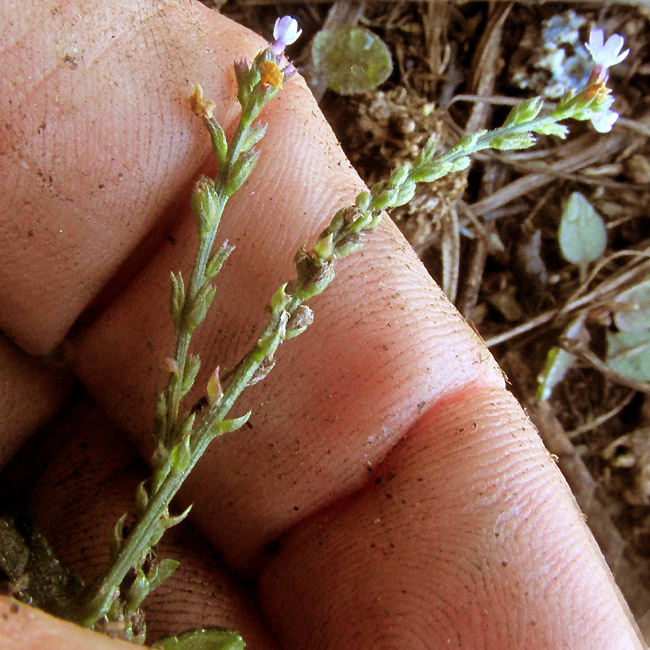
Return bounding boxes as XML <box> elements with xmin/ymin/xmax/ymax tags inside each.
<box><xmin>220</xmin><ymin>0</ymin><xmax>650</xmax><ymax>634</ymax></box>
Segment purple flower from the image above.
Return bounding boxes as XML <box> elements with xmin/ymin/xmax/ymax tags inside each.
<box><xmin>271</xmin><ymin>16</ymin><xmax>302</xmax><ymax>56</ymax></box>
<box><xmin>585</xmin><ymin>29</ymin><xmax>629</xmax><ymax>81</ymax></box>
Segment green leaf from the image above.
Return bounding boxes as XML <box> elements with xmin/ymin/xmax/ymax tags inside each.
<box><xmin>233</xmin><ymin>59</ymin><xmax>251</xmax><ymax>106</ymax></box>
<box><xmin>393</xmin><ymin>179</ymin><xmax>416</xmax><ymax>207</ymax></box>
<box><xmin>270</xmin><ymin>283</ymin><xmax>290</xmax><ymax>315</ymax></box>
<box><xmin>355</xmin><ymin>191</ymin><xmax>371</xmax><ymax>211</ymax></box>
<box><xmin>170</xmin><ymin>434</ymin><xmax>192</xmax><ymax>473</ymax></box>
<box><xmin>136</xmin><ymin>480</ymin><xmax>149</xmax><ymax>514</ymax></box>
<box><xmin>225</xmin><ymin>149</ymin><xmax>259</xmax><ymax>196</ymax></box>
<box><xmin>205</xmin><ymin>241</ymin><xmax>235</xmax><ymax>281</ymax></box>
<box><xmin>414</xmin><ymin>136</ymin><xmax>436</xmax><ymax>165</ymax></box>
<box><xmin>312</xmin><ymin>26</ymin><xmax>393</xmax><ymax>95</ymax></box>
<box><xmin>239</xmin><ymin>122</ymin><xmax>267</xmax><ymax>154</ymax></box>
<box><xmin>606</xmin><ymin>329</ymin><xmax>650</xmax><ymax>382</ymax></box>
<box><xmin>533</xmin><ymin>121</ymin><xmax>569</xmax><ymax>139</ymax></box>
<box><xmin>537</xmin><ymin>347</ymin><xmax>576</xmax><ymax>402</ymax></box>
<box><xmin>388</xmin><ymin>164</ymin><xmax>411</xmax><ymax>188</ymax></box>
<box><xmin>208</xmin><ymin>411</ymin><xmax>252</xmax><ymax>440</ymax></box>
<box><xmin>613</xmin><ymin>279</ymin><xmax>650</xmax><ymax>332</ymax></box>
<box><xmin>111</xmin><ymin>513</ymin><xmax>128</xmax><ymax>555</ymax></box>
<box><xmin>449</xmin><ymin>156</ymin><xmax>471</xmax><ymax>173</ymax></box>
<box><xmin>536</xmin><ymin>315</ymin><xmax>587</xmax><ymax>401</ymax></box>
<box><xmin>489</xmin><ymin>132</ymin><xmax>536</xmax><ymax>150</ymax></box>
<box><xmin>148</xmin><ymin>558</ymin><xmax>180</xmax><ymax>593</ymax></box>
<box><xmin>170</xmin><ymin>271</ymin><xmax>186</xmax><ymax>325</ymax></box>
<box><xmin>162</xmin><ymin>504</ymin><xmax>193</xmax><ymax>529</ymax></box>
<box><xmin>182</xmin><ymin>355</ymin><xmax>202</xmax><ymax>398</ymax></box>
<box><xmin>174</xmin><ymin>411</ymin><xmax>196</xmax><ymax>445</ymax></box>
<box><xmin>411</xmin><ymin>161</ymin><xmax>453</xmax><ymax>183</ymax></box>
<box><xmin>204</xmin><ymin>120</ymin><xmax>228</xmax><ymax>165</ymax></box>
<box><xmin>454</xmin><ymin>130</ymin><xmax>487</xmax><ymax>150</ymax></box>
<box><xmin>504</xmin><ymin>96</ymin><xmax>544</xmax><ymax>126</ymax></box>
<box><xmin>185</xmin><ymin>283</ymin><xmax>217</xmax><ymax>333</ymax></box>
<box><xmin>126</xmin><ymin>568</ymin><xmax>150</xmax><ymax>610</ymax></box>
<box><xmin>155</xmin><ymin>628</ymin><xmax>245</xmax><ymax>650</ymax></box>
<box><xmin>558</xmin><ymin>192</ymin><xmax>607</xmax><ymax>273</ymax></box>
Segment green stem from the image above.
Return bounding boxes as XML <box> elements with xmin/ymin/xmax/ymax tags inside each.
<box><xmin>163</xmin><ymin>103</ymin><xmax>259</xmax><ymax>447</ymax></box>
<box><xmin>163</xmin><ymin>200</ymin><xmax>225</xmax><ymax>447</ymax></box>
<box><xmin>437</xmin><ymin>112</ymin><xmax>568</xmax><ymax>165</ymax></box>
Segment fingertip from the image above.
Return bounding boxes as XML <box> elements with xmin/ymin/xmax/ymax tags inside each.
<box><xmin>259</xmin><ymin>385</ymin><xmax>645</xmax><ymax>649</ymax></box>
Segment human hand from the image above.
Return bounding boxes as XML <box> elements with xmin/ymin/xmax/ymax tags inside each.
<box><xmin>0</xmin><ymin>1</ymin><xmax>644</xmax><ymax>648</ymax></box>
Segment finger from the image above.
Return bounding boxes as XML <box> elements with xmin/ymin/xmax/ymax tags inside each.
<box><xmin>0</xmin><ymin>334</ymin><xmax>72</xmax><ymax>469</ymax></box>
<box><xmin>259</xmin><ymin>386</ymin><xmax>645</xmax><ymax>649</ymax></box>
<box><xmin>0</xmin><ymin>597</ymin><xmax>138</xmax><ymax>650</ymax></box>
<box><xmin>0</xmin><ymin>0</ymin><xmax>263</xmax><ymax>355</ymax></box>
<box><xmin>12</xmin><ymin>399</ymin><xmax>279</xmax><ymax>648</ymax></box>
<box><xmin>66</xmin><ymin>13</ymin><xmax>504</xmax><ymax>572</ymax></box>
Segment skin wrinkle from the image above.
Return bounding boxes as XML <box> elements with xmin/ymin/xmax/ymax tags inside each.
<box><xmin>258</xmin><ymin>385</ymin><xmax>642</xmax><ymax>649</ymax></box>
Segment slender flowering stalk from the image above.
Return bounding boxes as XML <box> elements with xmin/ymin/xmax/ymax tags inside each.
<box><xmin>71</xmin><ymin>17</ymin><xmax>304</xmax><ymax>637</ymax></box>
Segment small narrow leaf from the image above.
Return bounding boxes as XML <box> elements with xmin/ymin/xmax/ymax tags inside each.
<box><xmin>207</xmin><ymin>367</ymin><xmax>223</xmax><ymax>407</ymax></box>
<box><xmin>174</xmin><ymin>411</ymin><xmax>196</xmax><ymax>445</ymax></box>
<box><xmin>537</xmin><ymin>315</ymin><xmax>588</xmax><ymax>401</ymax></box>
<box><xmin>136</xmin><ymin>480</ymin><xmax>149</xmax><ymax>514</ymax></box>
<box><xmin>170</xmin><ymin>272</ymin><xmax>186</xmax><ymax>324</ymax></box>
<box><xmin>185</xmin><ymin>284</ymin><xmax>217</xmax><ymax>333</ymax></box>
<box><xmin>208</xmin><ymin>411</ymin><xmax>252</xmax><ymax>440</ymax></box>
<box><xmin>111</xmin><ymin>513</ymin><xmax>128</xmax><ymax>556</ymax></box>
<box><xmin>162</xmin><ymin>504</ymin><xmax>193</xmax><ymax>529</ymax></box>
<box><xmin>270</xmin><ymin>283</ymin><xmax>290</xmax><ymax>315</ymax></box>
<box><xmin>533</xmin><ymin>122</ymin><xmax>569</xmax><ymax>138</ymax></box>
<box><xmin>205</xmin><ymin>240</ymin><xmax>235</xmax><ymax>281</ymax></box>
<box><xmin>225</xmin><ymin>149</ymin><xmax>259</xmax><ymax>196</ymax></box>
<box><xmin>126</xmin><ymin>568</ymin><xmax>150</xmax><ymax>610</ymax></box>
<box><xmin>182</xmin><ymin>355</ymin><xmax>202</xmax><ymax>397</ymax></box>
<box><xmin>148</xmin><ymin>558</ymin><xmax>180</xmax><ymax>593</ymax></box>
<box><xmin>489</xmin><ymin>132</ymin><xmax>536</xmax><ymax>150</ymax></box>
<box><xmin>504</xmin><ymin>96</ymin><xmax>544</xmax><ymax>126</ymax></box>
<box><xmin>412</xmin><ymin>161</ymin><xmax>453</xmax><ymax>183</ymax></box>
<box><xmin>239</xmin><ymin>122</ymin><xmax>267</xmax><ymax>153</ymax></box>
<box><xmin>204</xmin><ymin>119</ymin><xmax>228</xmax><ymax>165</ymax></box>
<box><xmin>558</xmin><ymin>192</ymin><xmax>607</xmax><ymax>273</ymax></box>
<box><xmin>170</xmin><ymin>435</ymin><xmax>192</xmax><ymax>473</ymax></box>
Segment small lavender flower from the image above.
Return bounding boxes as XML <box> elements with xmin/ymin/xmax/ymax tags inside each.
<box><xmin>580</xmin><ymin>29</ymin><xmax>628</xmax><ymax>132</ymax></box>
<box><xmin>590</xmin><ymin>108</ymin><xmax>619</xmax><ymax>133</ymax></box>
<box><xmin>271</xmin><ymin>16</ymin><xmax>302</xmax><ymax>57</ymax></box>
<box><xmin>585</xmin><ymin>29</ymin><xmax>629</xmax><ymax>81</ymax></box>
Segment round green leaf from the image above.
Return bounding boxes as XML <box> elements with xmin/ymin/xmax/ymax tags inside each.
<box><xmin>558</xmin><ymin>192</ymin><xmax>607</xmax><ymax>271</ymax></box>
<box><xmin>613</xmin><ymin>279</ymin><xmax>650</xmax><ymax>332</ymax></box>
<box><xmin>607</xmin><ymin>329</ymin><xmax>650</xmax><ymax>382</ymax></box>
<box><xmin>312</xmin><ymin>26</ymin><xmax>393</xmax><ymax>95</ymax></box>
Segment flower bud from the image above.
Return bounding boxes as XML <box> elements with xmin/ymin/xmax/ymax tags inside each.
<box><xmin>191</xmin><ymin>177</ymin><xmax>220</xmax><ymax>235</ymax></box>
